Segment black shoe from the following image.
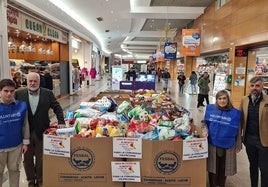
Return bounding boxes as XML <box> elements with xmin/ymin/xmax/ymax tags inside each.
<box><xmin>28</xmin><ymin>181</ymin><xmax>35</xmax><ymax>187</ymax></box>
<box><xmin>200</xmin><ymin>104</ymin><xmax>205</xmax><ymax>107</ymax></box>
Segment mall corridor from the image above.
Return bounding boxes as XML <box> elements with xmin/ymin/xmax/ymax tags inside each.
<box><xmin>3</xmin><ymin>77</ymin><xmax>252</xmax><ymax>187</ymax></box>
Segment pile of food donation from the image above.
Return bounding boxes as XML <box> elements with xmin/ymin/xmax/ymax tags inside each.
<box><xmin>45</xmin><ymin>89</ymin><xmax>203</xmax><ymax>141</ymax></box>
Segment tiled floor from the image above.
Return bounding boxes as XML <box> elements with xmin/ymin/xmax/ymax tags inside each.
<box><xmin>3</xmin><ymin>76</ymin><xmax>253</xmax><ymax>187</ymax></box>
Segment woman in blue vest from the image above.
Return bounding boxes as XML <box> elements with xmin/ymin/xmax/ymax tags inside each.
<box><xmin>0</xmin><ymin>79</ymin><xmax>30</xmax><ymax>187</ymax></box>
<box><xmin>204</xmin><ymin>90</ymin><xmax>242</xmax><ymax>187</ymax></box>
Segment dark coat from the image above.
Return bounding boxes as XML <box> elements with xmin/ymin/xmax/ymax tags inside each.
<box><xmin>44</xmin><ymin>73</ymin><xmax>53</xmax><ymax>90</ymax></box>
<box><xmin>15</xmin><ymin>88</ymin><xmax>65</xmax><ymax>140</ymax></box>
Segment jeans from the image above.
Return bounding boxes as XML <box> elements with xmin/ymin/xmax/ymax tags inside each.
<box><xmin>190</xmin><ymin>84</ymin><xmax>197</xmax><ymax>93</ymax></box>
<box><xmin>179</xmin><ymin>85</ymin><xmax>184</xmax><ymax>93</ymax></box>
<box><xmin>244</xmin><ymin>135</ymin><xmax>268</xmax><ymax>187</ymax></box>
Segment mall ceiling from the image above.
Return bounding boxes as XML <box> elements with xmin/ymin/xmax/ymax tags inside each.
<box><xmin>8</xmin><ymin>0</ymin><xmax>215</xmax><ymax>60</ymax></box>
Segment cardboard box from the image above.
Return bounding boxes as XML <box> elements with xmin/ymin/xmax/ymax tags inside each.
<box><xmin>125</xmin><ymin>139</ymin><xmax>207</xmax><ymax>187</ymax></box>
<box><xmin>43</xmin><ymin>137</ymin><xmax>123</xmax><ymax>187</ymax></box>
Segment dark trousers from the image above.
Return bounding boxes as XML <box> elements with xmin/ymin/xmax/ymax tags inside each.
<box><xmin>197</xmin><ymin>94</ymin><xmax>209</xmax><ymax>107</ymax></box>
<box><xmin>244</xmin><ymin>135</ymin><xmax>268</xmax><ymax>187</ymax></box>
<box><xmin>209</xmin><ymin>154</ymin><xmax>227</xmax><ymax>187</ymax></box>
<box><xmin>24</xmin><ymin>132</ymin><xmax>43</xmax><ymax>183</ymax></box>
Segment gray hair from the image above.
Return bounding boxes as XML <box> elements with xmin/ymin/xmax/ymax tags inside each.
<box><xmin>250</xmin><ymin>76</ymin><xmax>263</xmax><ymax>83</ymax></box>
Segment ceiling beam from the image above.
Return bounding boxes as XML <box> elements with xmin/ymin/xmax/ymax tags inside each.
<box><xmin>131</xmin><ymin>6</ymin><xmax>205</xmax><ymax>19</ymax></box>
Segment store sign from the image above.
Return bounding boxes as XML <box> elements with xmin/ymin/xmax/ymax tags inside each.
<box><xmin>7</xmin><ymin>7</ymin><xmax>67</xmax><ymax>44</ymax></box>
<box><xmin>45</xmin><ymin>25</ymin><xmax>67</xmax><ymax>43</ymax></box>
<box><xmin>21</xmin><ymin>15</ymin><xmax>43</xmax><ymax>36</ymax></box>
<box><xmin>235</xmin><ymin>49</ymin><xmax>248</xmax><ymax>57</ymax></box>
<box><xmin>7</xmin><ymin>6</ymin><xmax>22</xmax><ymax>29</ymax></box>
<box><xmin>180</xmin><ymin>29</ymin><xmax>201</xmax><ymax>56</ymax></box>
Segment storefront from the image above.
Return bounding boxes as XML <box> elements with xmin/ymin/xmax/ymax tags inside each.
<box><xmin>6</xmin><ymin>5</ymin><xmax>69</xmax><ymax>97</ymax></box>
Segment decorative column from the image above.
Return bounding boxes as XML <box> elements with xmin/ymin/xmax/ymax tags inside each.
<box><xmin>0</xmin><ymin>0</ymin><xmax>10</xmax><ymax>79</ymax></box>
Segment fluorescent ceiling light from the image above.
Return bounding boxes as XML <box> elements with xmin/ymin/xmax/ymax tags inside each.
<box><xmin>49</xmin><ymin>0</ymin><xmax>111</xmax><ymax>54</ymax></box>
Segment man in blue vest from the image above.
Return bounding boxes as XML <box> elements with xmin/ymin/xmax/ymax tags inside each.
<box><xmin>0</xmin><ymin>79</ymin><xmax>30</xmax><ymax>187</ymax></box>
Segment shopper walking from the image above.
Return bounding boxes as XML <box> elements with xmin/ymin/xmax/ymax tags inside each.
<box><xmin>0</xmin><ymin>79</ymin><xmax>30</xmax><ymax>187</ymax></box>
<box><xmin>197</xmin><ymin>72</ymin><xmax>210</xmax><ymax>108</ymax></box>
<box><xmin>240</xmin><ymin>76</ymin><xmax>268</xmax><ymax>187</ymax></box>
<box><xmin>162</xmin><ymin>68</ymin><xmax>171</xmax><ymax>92</ymax></box>
<box><xmin>204</xmin><ymin>90</ymin><xmax>242</xmax><ymax>187</ymax></box>
<box><xmin>15</xmin><ymin>72</ymin><xmax>65</xmax><ymax>187</ymax></box>
<box><xmin>156</xmin><ymin>68</ymin><xmax>162</xmax><ymax>83</ymax></box>
<box><xmin>177</xmin><ymin>72</ymin><xmax>186</xmax><ymax>94</ymax></box>
<box><xmin>189</xmin><ymin>71</ymin><xmax>198</xmax><ymax>94</ymax></box>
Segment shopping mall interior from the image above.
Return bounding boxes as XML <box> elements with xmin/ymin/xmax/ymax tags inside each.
<box><xmin>1</xmin><ymin>0</ymin><xmax>268</xmax><ymax>186</ymax></box>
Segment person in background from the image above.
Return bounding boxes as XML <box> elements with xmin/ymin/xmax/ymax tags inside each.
<box><xmin>43</xmin><ymin>70</ymin><xmax>53</xmax><ymax>90</ymax></box>
<box><xmin>204</xmin><ymin>90</ymin><xmax>242</xmax><ymax>187</ymax></box>
<box><xmin>240</xmin><ymin>77</ymin><xmax>268</xmax><ymax>187</ymax></box>
<box><xmin>162</xmin><ymin>68</ymin><xmax>171</xmax><ymax>92</ymax></box>
<box><xmin>156</xmin><ymin>68</ymin><xmax>162</xmax><ymax>83</ymax></box>
<box><xmin>13</xmin><ymin>71</ymin><xmax>22</xmax><ymax>89</ymax></box>
<box><xmin>197</xmin><ymin>71</ymin><xmax>210</xmax><ymax>108</ymax></box>
<box><xmin>177</xmin><ymin>72</ymin><xmax>186</xmax><ymax>94</ymax></box>
<box><xmin>0</xmin><ymin>79</ymin><xmax>30</xmax><ymax>187</ymax></box>
<box><xmin>38</xmin><ymin>71</ymin><xmax>46</xmax><ymax>89</ymax></box>
<box><xmin>126</xmin><ymin>68</ymin><xmax>137</xmax><ymax>81</ymax></box>
<box><xmin>78</xmin><ymin>66</ymin><xmax>83</xmax><ymax>88</ymax></box>
<box><xmin>15</xmin><ymin>72</ymin><xmax>65</xmax><ymax>187</ymax></box>
<box><xmin>189</xmin><ymin>71</ymin><xmax>198</xmax><ymax>94</ymax></box>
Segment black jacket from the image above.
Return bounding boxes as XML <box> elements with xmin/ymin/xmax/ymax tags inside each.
<box><xmin>15</xmin><ymin>88</ymin><xmax>65</xmax><ymax>140</ymax></box>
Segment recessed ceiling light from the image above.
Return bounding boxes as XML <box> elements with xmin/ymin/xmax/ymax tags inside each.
<box><xmin>96</xmin><ymin>17</ymin><xmax>103</xmax><ymax>22</ymax></box>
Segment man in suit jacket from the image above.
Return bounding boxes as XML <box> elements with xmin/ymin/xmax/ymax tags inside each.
<box><xmin>240</xmin><ymin>76</ymin><xmax>268</xmax><ymax>187</ymax></box>
<box><xmin>15</xmin><ymin>72</ymin><xmax>65</xmax><ymax>187</ymax></box>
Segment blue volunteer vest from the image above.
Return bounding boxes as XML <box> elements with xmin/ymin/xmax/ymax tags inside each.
<box><xmin>204</xmin><ymin>104</ymin><xmax>241</xmax><ymax>149</ymax></box>
<box><xmin>0</xmin><ymin>101</ymin><xmax>27</xmax><ymax>149</ymax></box>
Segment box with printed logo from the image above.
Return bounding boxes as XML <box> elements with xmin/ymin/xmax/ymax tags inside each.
<box><xmin>43</xmin><ymin>137</ymin><xmax>124</xmax><ymax>187</ymax></box>
<box><xmin>125</xmin><ymin>136</ymin><xmax>207</xmax><ymax>187</ymax></box>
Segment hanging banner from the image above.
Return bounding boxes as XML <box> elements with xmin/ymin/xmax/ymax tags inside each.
<box><xmin>180</xmin><ymin>29</ymin><xmax>201</xmax><ymax>56</ymax></box>
<box><xmin>156</xmin><ymin>50</ymin><xmax>165</xmax><ymax>62</ymax></box>
<box><xmin>164</xmin><ymin>42</ymin><xmax>177</xmax><ymax>59</ymax></box>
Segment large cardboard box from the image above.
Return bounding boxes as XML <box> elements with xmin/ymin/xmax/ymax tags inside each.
<box><xmin>125</xmin><ymin>139</ymin><xmax>207</xmax><ymax>187</ymax></box>
<box><xmin>43</xmin><ymin>137</ymin><xmax>123</xmax><ymax>187</ymax></box>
